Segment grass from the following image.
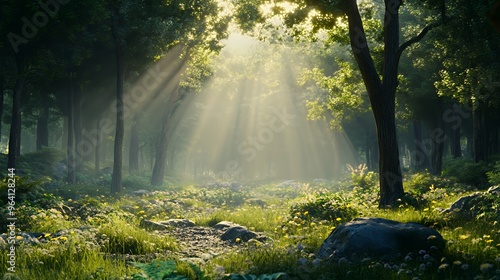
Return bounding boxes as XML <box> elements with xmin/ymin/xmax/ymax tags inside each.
<box><xmin>2</xmin><ymin>169</ymin><xmax>500</xmax><ymax>279</ymax></box>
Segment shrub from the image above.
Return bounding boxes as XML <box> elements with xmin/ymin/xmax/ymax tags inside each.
<box><xmin>291</xmin><ymin>192</ymin><xmax>357</xmax><ymax>222</ymax></box>
<box><xmin>18</xmin><ymin>148</ymin><xmax>65</xmax><ymax>178</ymax></box>
<box><xmin>99</xmin><ymin>215</ymin><xmax>178</xmax><ymax>255</ymax></box>
<box><xmin>347</xmin><ymin>164</ymin><xmax>378</xmax><ymax>190</ymax></box>
<box><xmin>442</xmin><ymin>158</ymin><xmax>491</xmax><ymax>188</ymax></box>
<box><xmin>486</xmin><ymin>161</ymin><xmax>500</xmax><ymax>186</ymax></box>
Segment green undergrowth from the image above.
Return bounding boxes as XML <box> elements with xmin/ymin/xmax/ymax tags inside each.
<box><xmin>2</xmin><ymin>167</ymin><xmax>500</xmax><ymax>279</ymax></box>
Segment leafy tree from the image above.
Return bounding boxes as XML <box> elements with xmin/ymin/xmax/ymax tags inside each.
<box><xmin>150</xmin><ymin>1</ymin><xmax>229</xmax><ymax>186</ymax></box>
<box><xmin>232</xmin><ymin>0</ymin><xmax>446</xmax><ymax>206</ymax></box>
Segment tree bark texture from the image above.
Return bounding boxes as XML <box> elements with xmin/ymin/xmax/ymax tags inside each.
<box><xmin>129</xmin><ymin>114</ymin><xmax>140</xmax><ymax>174</ymax></box>
<box><xmin>345</xmin><ymin>0</ymin><xmax>404</xmax><ymax>207</ymax></box>
<box><xmin>111</xmin><ymin>42</ymin><xmax>125</xmax><ymax>194</ymax></box>
<box><xmin>8</xmin><ymin>55</ymin><xmax>24</xmax><ymax>168</ymax></box>
<box><xmin>36</xmin><ymin>92</ymin><xmax>50</xmax><ymax>150</ymax></box>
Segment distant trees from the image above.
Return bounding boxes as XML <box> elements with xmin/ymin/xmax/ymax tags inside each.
<box><xmin>0</xmin><ymin>0</ymin><xmax>229</xmax><ymax>193</ymax></box>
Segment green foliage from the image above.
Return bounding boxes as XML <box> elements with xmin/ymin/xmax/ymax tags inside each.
<box><xmin>0</xmin><ymin>176</ymin><xmax>50</xmax><ymax>201</ymax></box>
<box><xmin>132</xmin><ymin>260</ymin><xmax>191</xmax><ymax>280</ymax></box>
<box><xmin>18</xmin><ymin>148</ymin><xmax>65</xmax><ymax>178</ymax></box>
<box><xmin>123</xmin><ymin>175</ymin><xmax>156</xmax><ymax>191</ymax></box>
<box><xmin>290</xmin><ymin>191</ymin><xmax>357</xmax><ymax>222</ymax></box>
<box><xmin>487</xmin><ymin>161</ymin><xmax>500</xmax><ymax>185</ymax></box>
<box><xmin>443</xmin><ymin>158</ymin><xmax>492</xmax><ymax>188</ymax></box>
<box><xmin>347</xmin><ymin>163</ymin><xmax>378</xmax><ymax>190</ymax></box>
<box><xmin>99</xmin><ymin>214</ymin><xmax>178</xmax><ymax>255</ymax></box>
<box><xmin>226</xmin><ymin>272</ymin><xmax>286</xmax><ymax>280</ymax></box>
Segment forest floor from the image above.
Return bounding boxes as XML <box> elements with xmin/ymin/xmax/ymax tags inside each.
<box><xmin>1</xmin><ymin>172</ymin><xmax>500</xmax><ymax>279</ymax></box>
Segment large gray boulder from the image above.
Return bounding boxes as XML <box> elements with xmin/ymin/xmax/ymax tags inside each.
<box><xmin>317</xmin><ymin>217</ymin><xmax>445</xmax><ymax>262</ymax></box>
<box><xmin>440</xmin><ymin>186</ymin><xmax>500</xmax><ymax>219</ymax></box>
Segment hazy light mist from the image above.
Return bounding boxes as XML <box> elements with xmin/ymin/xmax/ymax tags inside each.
<box><xmin>167</xmin><ymin>33</ymin><xmax>358</xmax><ymax>181</ymax></box>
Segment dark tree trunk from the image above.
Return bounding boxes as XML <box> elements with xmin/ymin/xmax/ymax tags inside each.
<box><xmin>0</xmin><ymin>76</ymin><xmax>4</xmax><ymax>142</ymax></box>
<box><xmin>491</xmin><ymin>123</ymin><xmax>499</xmax><ymax>155</ymax></box>
<box><xmin>111</xmin><ymin>42</ymin><xmax>125</xmax><ymax>194</ymax></box>
<box><xmin>36</xmin><ymin>92</ymin><xmax>50</xmax><ymax>150</ymax></box>
<box><xmin>94</xmin><ymin>118</ymin><xmax>101</xmax><ymax>176</ymax></box>
<box><xmin>129</xmin><ymin>114</ymin><xmax>140</xmax><ymax>174</ymax></box>
<box><xmin>473</xmin><ymin>107</ymin><xmax>487</xmax><ymax>162</ymax></box>
<box><xmin>67</xmin><ymin>78</ymin><xmax>76</xmax><ymax>183</ymax></box>
<box><xmin>449</xmin><ymin>113</ymin><xmax>462</xmax><ymax>158</ymax></box>
<box><xmin>151</xmin><ymin>112</ymin><xmax>169</xmax><ymax>186</ymax></box>
<box><xmin>431</xmin><ymin>117</ymin><xmax>445</xmax><ymax>175</ymax></box>
<box><xmin>412</xmin><ymin>120</ymin><xmax>429</xmax><ymax>171</ymax></box>
<box><xmin>8</xmin><ymin>55</ymin><xmax>25</xmax><ymax>169</ymax></box>
<box><xmin>365</xmin><ymin>129</ymin><xmax>371</xmax><ymax>169</ymax></box>
<box><xmin>74</xmin><ymin>85</ymin><xmax>84</xmax><ymax>172</ymax></box>
<box><xmin>345</xmin><ymin>0</ymin><xmax>404</xmax><ymax>207</ymax></box>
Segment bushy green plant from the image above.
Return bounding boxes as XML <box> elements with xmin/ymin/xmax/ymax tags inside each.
<box><xmin>0</xmin><ymin>176</ymin><xmax>50</xmax><ymax>202</ymax></box>
<box><xmin>486</xmin><ymin>161</ymin><xmax>500</xmax><ymax>186</ymax></box>
<box><xmin>404</xmin><ymin>173</ymin><xmax>456</xmax><ymax>194</ymax></box>
<box><xmin>123</xmin><ymin>175</ymin><xmax>156</xmax><ymax>191</ymax></box>
<box><xmin>99</xmin><ymin>215</ymin><xmax>178</xmax><ymax>255</ymax></box>
<box><xmin>443</xmin><ymin>158</ymin><xmax>491</xmax><ymax>188</ymax></box>
<box><xmin>291</xmin><ymin>192</ymin><xmax>357</xmax><ymax>222</ymax></box>
<box><xmin>132</xmin><ymin>260</ymin><xmax>192</xmax><ymax>280</ymax></box>
<box><xmin>18</xmin><ymin>148</ymin><xmax>65</xmax><ymax>178</ymax></box>
<box><xmin>347</xmin><ymin>164</ymin><xmax>378</xmax><ymax>190</ymax></box>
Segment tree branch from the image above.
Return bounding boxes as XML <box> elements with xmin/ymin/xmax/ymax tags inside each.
<box><xmin>396</xmin><ymin>21</ymin><xmax>441</xmax><ymax>62</ymax></box>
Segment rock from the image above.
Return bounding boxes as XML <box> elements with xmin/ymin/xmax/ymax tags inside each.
<box><xmin>213</xmin><ymin>221</ymin><xmax>265</xmax><ymax>242</ymax></box>
<box><xmin>441</xmin><ymin>186</ymin><xmax>500</xmax><ymax>219</ymax></box>
<box><xmin>132</xmin><ymin>189</ymin><xmax>152</xmax><ymax>196</ymax></box>
<box><xmin>159</xmin><ymin>219</ymin><xmax>195</xmax><ymax>228</ymax></box>
<box><xmin>317</xmin><ymin>217</ymin><xmax>445</xmax><ymax>262</ymax></box>
<box><xmin>140</xmin><ymin>219</ymin><xmax>168</xmax><ymax>230</ymax></box>
<box><xmin>221</xmin><ymin>226</ymin><xmax>258</xmax><ymax>242</ymax></box>
<box><xmin>212</xmin><ymin>221</ymin><xmax>240</xmax><ymax>231</ymax></box>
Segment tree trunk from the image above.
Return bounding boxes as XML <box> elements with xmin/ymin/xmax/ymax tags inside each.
<box><xmin>473</xmin><ymin>107</ymin><xmax>487</xmax><ymax>162</ymax></box>
<box><xmin>67</xmin><ymin>78</ymin><xmax>76</xmax><ymax>183</ymax></box>
<box><xmin>129</xmin><ymin>114</ymin><xmax>140</xmax><ymax>174</ymax></box>
<box><xmin>431</xmin><ymin>117</ymin><xmax>445</xmax><ymax>175</ymax></box>
<box><xmin>94</xmin><ymin>118</ymin><xmax>101</xmax><ymax>176</ymax></box>
<box><xmin>412</xmin><ymin>120</ymin><xmax>429</xmax><ymax>171</ymax></box>
<box><xmin>36</xmin><ymin>92</ymin><xmax>50</xmax><ymax>150</ymax></box>
<box><xmin>111</xmin><ymin>41</ymin><xmax>125</xmax><ymax>194</ymax></box>
<box><xmin>449</xmin><ymin>112</ymin><xmax>462</xmax><ymax>158</ymax></box>
<box><xmin>151</xmin><ymin>112</ymin><xmax>169</xmax><ymax>186</ymax></box>
<box><xmin>0</xmin><ymin>76</ymin><xmax>4</xmax><ymax>142</ymax></box>
<box><xmin>345</xmin><ymin>0</ymin><xmax>404</xmax><ymax>207</ymax></box>
<box><xmin>74</xmin><ymin>85</ymin><xmax>84</xmax><ymax>172</ymax></box>
<box><xmin>8</xmin><ymin>55</ymin><xmax>25</xmax><ymax>169</ymax></box>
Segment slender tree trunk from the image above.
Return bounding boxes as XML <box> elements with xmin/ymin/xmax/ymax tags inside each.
<box><xmin>36</xmin><ymin>92</ymin><xmax>50</xmax><ymax>150</ymax></box>
<box><xmin>473</xmin><ymin>107</ymin><xmax>487</xmax><ymax>162</ymax></box>
<box><xmin>449</xmin><ymin>112</ymin><xmax>462</xmax><ymax>158</ymax></box>
<box><xmin>412</xmin><ymin>120</ymin><xmax>429</xmax><ymax>171</ymax></box>
<box><xmin>151</xmin><ymin>112</ymin><xmax>169</xmax><ymax>186</ymax></box>
<box><xmin>431</xmin><ymin>117</ymin><xmax>445</xmax><ymax>175</ymax></box>
<box><xmin>345</xmin><ymin>0</ymin><xmax>404</xmax><ymax>207</ymax></box>
<box><xmin>0</xmin><ymin>76</ymin><xmax>4</xmax><ymax>142</ymax></box>
<box><xmin>74</xmin><ymin>85</ymin><xmax>84</xmax><ymax>172</ymax></box>
<box><xmin>8</xmin><ymin>55</ymin><xmax>25</xmax><ymax>169</ymax></box>
<box><xmin>111</xmin><ymin>42</ymin><xmax>125</xmax><ymax>194</ymax></box>
<box><xmin>94</xmin><ymin>118</ymin><xmax>101</xmax><ymax>176</ymax></box>
<box><xmin>129</xmin><ymin>114</ymin><xmax>140</xmax><ymax>174</ymax></box>
<box><xmin>67</xmin><ymin>78</ymin><xmax>76</xmax><ymax>183</ymax></box>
